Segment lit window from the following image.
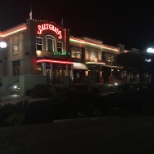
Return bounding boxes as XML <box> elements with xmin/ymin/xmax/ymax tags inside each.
<box><xmin>46</xmin><ymin>35</ymin><xmax>56</xmax><ymax>52</ymax></box>
<box><xmin>36</xmin><ymin>37</ymin><xmax>43</xmax><ymax>50</ymax></box>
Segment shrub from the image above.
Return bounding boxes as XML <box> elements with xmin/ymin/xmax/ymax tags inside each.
<box><xmin>5</xmin><ymin>113</ymin><xmax>25</xmax><ymax>126</ymax></box>
<box><xmin>24</xmin><ymin>100</ymin><xmax>54</xmax><ymax>124</ymax></box>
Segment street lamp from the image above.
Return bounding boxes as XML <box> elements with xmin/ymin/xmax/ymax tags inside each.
<box><xmin>147</xmin><ymin>48</ymin><xmax>154</xmax><ymax>53</ymax></box>
<box><xmin>146</xmin><ymin>48</ymin><xmax>154</xmax><ymax>61</ymax></box>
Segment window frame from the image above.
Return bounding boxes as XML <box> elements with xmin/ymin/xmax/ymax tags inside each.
<box><xmin>36</xmin><ymin>37</ymin><xmax>43</xmax><ymax>51</ymax></box>
<box><xmin>57</xmin><ymin>41</ymin><xmax>63</xmax><ymax>52</ymax></box>
<box><xmin>45</xmin><ymin>35</ymin><xmax>56</xmax><ymax>52</ymax></box>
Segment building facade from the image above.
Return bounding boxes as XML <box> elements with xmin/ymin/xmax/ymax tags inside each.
<box><xmin>0</xmin><ymin>18</ymin><xmax>125</xmax><ymax>95</ymax></box>
<box><xmin>70</xmin><ymin>37</ymin><xmax>123</xmax><ymax>84</ymax></box>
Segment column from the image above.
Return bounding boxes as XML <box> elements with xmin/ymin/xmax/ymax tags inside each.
<box><xmin>49</xmin><ymin>63</ymin><xmax>53</xmax><ymax>84</ymax></box>
<box><xmin>70</xmin><ymin>64</ymin><xmax>74</xmax><ymax>83</ymax></box>
<box><xmin>99</xmin><ymin>66</ymin><xmax>103</xmax><ymax>83</ymax></box>
<box><xmin>64</xmin><ymin>64</ymin><xmax>69</xmax><ymax>87</ymax></box>
<box><xmin>99</xmin><ymin>70</ymin><xmax>103</xmax><ymax>83</ymax></box>
<box><xmin>42</xmin><ymin>63</ymin><xmax>46</xmax><ymax>76</ymax></box>
<box><xmin>65</xmin><ymin>64</ymin><xmax>68</xmax><ymax>76</ymax></box>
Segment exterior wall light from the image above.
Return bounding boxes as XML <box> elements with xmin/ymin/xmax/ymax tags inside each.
<box><xmin>13</xmin><ymin>85</ymin><xmax>18</xmax><ymax>89</ymax></box>
<box><xmin>0</xmin><ymin>41</ymin><xmax>7</xmax><ymax>49</ymax></box>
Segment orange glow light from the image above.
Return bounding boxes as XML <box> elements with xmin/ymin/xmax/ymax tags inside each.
<box><xmin>86</xmin><ymin>62</ymin><xmax>106</xmax><ymax>65</ymax></box>
<box><xmin>70</xmin><ymin>37</ymin><xmax>119</xmax><ymax>52</ymax></box>
<box><xmin>0</xmin><ymin>24</ymin><xmax>27</xmax><ymax>37</ymax></box>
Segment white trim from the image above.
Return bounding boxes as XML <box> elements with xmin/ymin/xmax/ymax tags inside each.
<box><xmin>73</xmin><ymin>62</ymin><xmax>88</xmax><ymax>70</ymax></box>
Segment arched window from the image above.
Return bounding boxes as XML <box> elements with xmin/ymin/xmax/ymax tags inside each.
<box><xmin>45</xmin><ymin>35</ymin><xmax>56</xmax><ymax>52</ymax></box>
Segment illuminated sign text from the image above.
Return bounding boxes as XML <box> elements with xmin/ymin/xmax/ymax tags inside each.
<box><xmin>54</xmin><ymin>51</ymin><xmax>70</xmax><ymax>56</ymax></box>
<box><xmin>37</xmin><ymin>23</ymin><xmax>62</xmax><ymax>39</ymax></box>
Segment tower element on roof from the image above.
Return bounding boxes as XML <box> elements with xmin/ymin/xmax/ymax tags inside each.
<box><xmin>29</xmin><ymin>7</ymin><xmax>32</xmax><ymax>20</ymax></box>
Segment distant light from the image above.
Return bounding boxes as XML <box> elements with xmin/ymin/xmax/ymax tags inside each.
<box><xmin>147</xmin><ymin>48</ymin><xmax>154</xmax><ymax>53</ymax></box>
<box><xmin>36</xmin><ymin>50</ymin><xmax>42</xmax><ymax>56</ymax></box>
<box><xmin>114</xmin><ymin>82</ymin><xmax>118</xmax><ymax>86</ymax></box>
<box><xmin>0</xmin><ymin>41</ymin><xmax>7</xmax><ymax>48</ymax></box>
<box><xmin>145</xmin><ymin>58</ymin><xmax>152</xmax><ymax>62</ymax></box>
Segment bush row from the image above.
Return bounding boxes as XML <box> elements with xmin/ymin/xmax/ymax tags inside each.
<box><xmin>1</xmin><ymin>84</ymin><xmax>154</xmax><ymax>127</ymax></box>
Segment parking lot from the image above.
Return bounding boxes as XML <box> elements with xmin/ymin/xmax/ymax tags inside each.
<box><xmin>1</xmin><ymin>116</ymin><xmax>154</xmax><ymax>154</ymax></box>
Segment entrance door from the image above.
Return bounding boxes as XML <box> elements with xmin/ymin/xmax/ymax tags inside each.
<box><xmin>88</xmin><ymin>70</ymin><xmax>99</xmax><ymax>83</ymax></box>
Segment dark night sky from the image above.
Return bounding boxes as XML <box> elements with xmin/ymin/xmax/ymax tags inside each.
<box><xmin>1</xmin><ymin>0</ymin><xmax>154</xmax><ymax>51</ymax></box>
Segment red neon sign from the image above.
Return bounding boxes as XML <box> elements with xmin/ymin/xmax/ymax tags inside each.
<box><xmin>36</xmin><ymin>59</ymin><xmax>73</xmax><ymax>64</ymax></box>
<box><xmin>37</xmin><ymin>23</ymin><xmax>62</xmax><ymax>39</ymax></box>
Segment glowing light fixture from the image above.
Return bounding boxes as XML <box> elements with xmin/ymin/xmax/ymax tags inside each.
<box><xmin>0</xmin><ymin>24</ymin><xmax>26</xmax><ymax>37</ymax></box>
<box><xmin>0</xmin><ymin>41</ymin><xmax>7</xmax><ymax>48</ymax></box>
<box><xmin>13</xmin><ymin>85</ymin><xmax>17</xmax><ymax>89</ymax></box>
<box><xmin>70</xmin><ymin>38</ymin><xmax>119</xmax><ymax>52</ymax></box>
<box><xmin>86</xmin><ymin>62</ymin><xmax>105</xmax><ymax>65</ymax></box>
<box><xmin>147</xmin><ymin>48</ymin><xmax>154</xmax><ymax>53</ymax></box>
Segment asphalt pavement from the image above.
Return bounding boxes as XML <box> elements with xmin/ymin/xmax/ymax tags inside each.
<box><xmin>1</xmin><ymin>116</ymin><xmax>154</xmax><ymax>154</ymax></box>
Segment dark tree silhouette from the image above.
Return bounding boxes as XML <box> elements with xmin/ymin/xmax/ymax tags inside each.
<box><xmin>116</xmin><ymin>51</ymin><xmax>154</xmax><ymax>85</ymax></box>
<box><xmin>116</xmin><ymin>51</ymin><xmax>154</xmax><ymax>73</ymax></box>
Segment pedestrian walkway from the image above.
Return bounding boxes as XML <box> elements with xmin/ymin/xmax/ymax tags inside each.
<box><xmin>0</xmin><ymin>93</ymin><xmax>24</xmax><ymax>105</ymax></box>
<box><xmin>0</xmin><ymin>93</ymin><xmax>49</xmax><ymax>106</ymax></box>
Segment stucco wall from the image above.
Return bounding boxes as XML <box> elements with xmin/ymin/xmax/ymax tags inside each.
<box><xmin>19</xmin><ymin>75</ymin><xmax>47</xmax><ymax>96</ymax></box>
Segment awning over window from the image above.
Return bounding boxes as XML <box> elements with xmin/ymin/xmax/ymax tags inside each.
<box><xmin>73</xmin><ymin>62</ymin><xmax>88</xmax><ymax>70</ymax></box>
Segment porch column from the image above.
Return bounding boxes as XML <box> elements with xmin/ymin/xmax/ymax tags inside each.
<box><xmin>49</xmin><ymin>63</ymin><xmax>53</xmax><ymax>84</ymax></box>
<box><xmin>99</xmin><ymin>66</ymin><xmax>103</xmax><ymax>83</ymax></box>
<box><xmin>42</xmin><ymin>63</ymin><xmax>46</xmax><ymax>76</ymax></box>
<box><xmin>65</xmin><ymin>64</ymin><xmax>68</xmax><ymax>76</ymax></box>
<box><xmin>85</xmin><ymin>70</ymin><xmax>88</xmax><ymax>76</ymax></box>
<box><xmin>70</xmin><ymin>64</ymin><xmax>74</xmax><ymax>82</ymax></box>
<box><xmin>99</xmin><ymin>70</ymin><xmax>103</xmax><ymax>83</ymax></box>
<box><xmin>64</xmin><ymin>64</ymin><xmax>69</xmax><ymax>87</ymax></box>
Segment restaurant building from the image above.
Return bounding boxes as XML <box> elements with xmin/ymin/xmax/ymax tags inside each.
<box><xmin>0</xmin><ymin>18</ymin><xmax>125</xmax><ymax>95</ymax></box>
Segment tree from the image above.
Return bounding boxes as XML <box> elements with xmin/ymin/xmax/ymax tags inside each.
<box><xmin>116</xmin><ymin>51</ymin><xmax>154</xmax><ymax>85</ymax></box>
<box><xmin>117</xmin><ymin>51</ymin><xmax>154</xmax><ymax>72</ymax></box>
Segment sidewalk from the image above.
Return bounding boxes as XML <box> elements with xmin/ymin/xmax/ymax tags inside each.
<box><xmin>0</xmin><ymin>93</ymin><xmax>24</xmax><ymax>105</ymax></box>
<box><xmin>0</xmin><ymin>93</ymin><xmax>49</xmax><ymax>106</ymax></box>
<box><xmin>1</xmin><ymin>116</ymin><xmax>154</xmax><ymax>154</ymax></box>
